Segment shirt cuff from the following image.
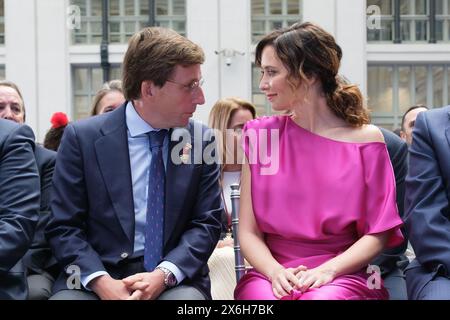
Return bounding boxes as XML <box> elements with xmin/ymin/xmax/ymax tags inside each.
<box><xmin>82</xmin><ymin>271</ymin><xmax>109</xmax><ymax>291</ymax></box>
<box><xmin>158</xmin><ymin>261</ymin><xmax>186</xmax><ymax>284</ymax></box>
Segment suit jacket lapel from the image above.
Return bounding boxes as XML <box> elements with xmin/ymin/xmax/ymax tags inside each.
<box><xmin>95</xmin><ymin>105</ymin><xmax>135</xmax><ymax>244</ymax></box>
<box><xmin>164</xmin><ymin>125</ymin><xmax>195</xmax><ymax>246</ymax></box>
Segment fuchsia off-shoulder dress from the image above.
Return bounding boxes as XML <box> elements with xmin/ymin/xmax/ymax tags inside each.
<box><xmin>234</xmin><ymin>115</ymin><xmax>404</xmax><ymax>300</ymax></box>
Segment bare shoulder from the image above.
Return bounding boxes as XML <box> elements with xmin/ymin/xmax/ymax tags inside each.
<box><xmin>341</xmin><ymin>124</ymin><xmax>385</xmax><ymax>143</ymax></box>
<box><xmin>351</xmin><ymin>124</ymin><xmax>384</xmax><ymax>143</ymax></box>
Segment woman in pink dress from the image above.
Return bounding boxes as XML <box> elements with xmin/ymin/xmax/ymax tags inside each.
<box><xmin>234</xmin><ymin>22</ymin><xmax>404</xmax><ymax>300</ymax></box>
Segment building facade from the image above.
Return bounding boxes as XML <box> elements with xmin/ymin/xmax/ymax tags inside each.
<box><xmin>0</xmin><ymin>0</ymin><xmax>449</xmax><ymax>141</ymax></box>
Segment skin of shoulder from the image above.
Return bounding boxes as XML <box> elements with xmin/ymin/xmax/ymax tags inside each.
<box><xmin>343</xmin><ymin>124</ymin><xmax>385</xmax><ymax>144</ymax></box>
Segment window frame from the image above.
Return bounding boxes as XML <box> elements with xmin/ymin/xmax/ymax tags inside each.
<box><xmin>71</xmin><ymin>64</ymin><xmax>122</xmax><ymax>120</ymax></box>
<box><xmin>368</xmin><ymin>62</ymin><xmax>450</xmax><ymax>129</ymax></box>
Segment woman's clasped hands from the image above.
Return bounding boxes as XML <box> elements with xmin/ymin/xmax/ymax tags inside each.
<box><xmin>270</xmin><ymin>265</ymin><xmax>337</xmax><ymax>299</ymax></box>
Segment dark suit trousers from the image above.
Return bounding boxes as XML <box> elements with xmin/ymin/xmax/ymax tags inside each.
<box><xmin>406</xmin><ymin>265</ymin><xmax>450</xmax><ymax>300</ymax></box>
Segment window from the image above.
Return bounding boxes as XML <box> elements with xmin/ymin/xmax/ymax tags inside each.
<box><xmin>436</xmin><ymin>0</ymin><xmax>450</xmax><ymax>41</ymax></box>
<box><xmin>0</xmin><ymin>65</ymin><xmax>5</xmax><ymax>80</ymax></box>
<box><xmin>251</xmin><ymin>0</ymin><xmax>302</xmax><ymax>43</ymax></box>
<box><xmin>0</xmin><ymin>0</ymin><xmax>4</xmax><ymax>45</ymax></box>
<box><xmin>71</xmin><ymin>0</ymin><xmax>103</xmax><ymax>44</ymax></box>
<box><xmin>70</xmin><ymin>0</ymin><xmax>102</xmax><ymax>44</ymax></box>
<box><xmin>367</xmin><ymin>0</ymin><xmax>395</xmax><ymax>41</ymax></box>
<box><xmin>251</xmin><ymin>0</ymin><xmax>302</xmax><ymax>116</ymax></box>
<box><xmin>71</xmin><ymin>0</ymin><xmax>187</xmax><ymax>45</ymax></box>
<box><xmin>155</xmin><ymin>0</ymin><xmax>186</xmax><ymax>36</ymax></box>
<box><xmin>367</xmin><ymin>0</ymin><xmax>450</xmax><ymax>43</ymax></box>
<box><xmin>368</xmin><ymin>64</ymin><xmax>450</xmax><ymax>129</ymax></box>
<box><xmin>399</xmin><ymin>0</ymin><xmax>428</xmax><ymax>42</ymax></box>
<box><xmin>109</xmin><ymin>0</ymin><xmax>151</xmax><ymax>43</ymax></box>
<box><xmin>72</xmin><ymin>65</ymin><xmax>122</xmax><ymax>120</ymax></box>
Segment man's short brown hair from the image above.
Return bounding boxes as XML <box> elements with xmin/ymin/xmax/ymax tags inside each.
<box><xmin>122</xmin><ymin>27</ymin><xmax>205</xmax><ymax>100</ymax></box>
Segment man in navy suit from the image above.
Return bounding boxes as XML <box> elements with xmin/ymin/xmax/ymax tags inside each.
<box><xmin>0</xmin><ymin>119</ymin><xmax>40</xmax><ymax>299</ymax></box>
<box><xmin>375</xmin><ymin>128</ymin><xmax>409</xmax><ymax>300</ymax></box>
<box><xmin>404</xmin><ymin>105</ymin><xmax>450</xmax><ymax>299</ymax></box>
<box><xmin>46</xmin><ymin>27</ymin><xmax>223</xmax><ymax>300</ymax></box>
<box><xmin>0</xmin><ymin>81</ymin><xmax>57</xmax><ymax>299</ymax></box>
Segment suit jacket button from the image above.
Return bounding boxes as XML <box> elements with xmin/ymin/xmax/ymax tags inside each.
<box><xmin>120</xmin><ymin>252</ymin><xmax>128</xmax><ymax>259</ymax></box>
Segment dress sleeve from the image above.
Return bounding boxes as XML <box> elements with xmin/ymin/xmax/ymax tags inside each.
<box><xmin>357</xmin><ymin>143</ymin><xmax>405</xmax><ymax>248</ymax></box>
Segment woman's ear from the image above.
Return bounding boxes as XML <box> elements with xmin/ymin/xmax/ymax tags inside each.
<box><xmin>305</xmin><ymin>74</ymin><xmax>318</xmax><ymax>86</ymax></box>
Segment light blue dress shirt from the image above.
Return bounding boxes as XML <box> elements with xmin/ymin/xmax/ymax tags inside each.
<box><xmin>83</xmin><ymin>102</ymin><xmax>185</xmax><ymax>289</ymax></box>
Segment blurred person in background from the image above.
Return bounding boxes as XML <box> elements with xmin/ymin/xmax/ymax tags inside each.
<box><xmin>207</xmin><ymin>97</ymin><xmax>256</xmax><ymax>300</ymax></box>
<box><xmin>44</xmin><ymin>112</ymin><xmax>69</xmax><ymax>152</ymax></box>
<box><xmin>400</xmin><ymin>105</ymin><xmax>428</xmax><ymax>146</ymax></box>
<box><xmin>90</xmin><ymin>80</ymin><xmax>125</xmax><ymax>116</ymax></box>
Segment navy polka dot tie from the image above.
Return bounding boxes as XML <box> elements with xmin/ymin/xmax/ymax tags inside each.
<box><xmin>144</xmin><ymin>130</ymin><xmax>167</xmax><ymax>271</ymax></box>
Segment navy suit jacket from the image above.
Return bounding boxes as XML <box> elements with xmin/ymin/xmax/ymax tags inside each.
<box><xmin>46</xmin><ymin>104</ymin><xmax>223</xmax><ymax>298</ymax></box>
<box><xmin>23</xmin><ymin>145</ymin><xmax>57</xmax><ymax>276</ymax></box>
<box><xmin>372</xmin><ymin>128</ymin><xmax>408</xmax><ymax>274</ymax></box>
<box><xmin>404</xmin><ymin>105</ymin><xmax>450</xmax><ymax>296</ymax></box>
<box><xmin>0</xmin><ymin>119</ymin><xmax>40</xmax><ymax>299</ymax></box>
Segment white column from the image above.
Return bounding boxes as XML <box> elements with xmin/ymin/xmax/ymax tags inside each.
<box><xmin>217</xmin><ymin>0</ymin><xmax>251</xmax><ymax>101</ymax></box>
<box><xmin>187</xmin><ymin>0</ymin><xmax>220</xmax><ymax>125</ymax></box>
<box><xmin>5</xmin><ymin>0</ymin><xmax>39</xmax><ymax>135</ymax></box>
<box><xmin>302</xmin><ymin>0</ymin><xmax>336</xmax><ymax>35</ymax></box>
<box><xmin>35</xmin><ymin>0</ymin><xmax>70</xmax><ymax>142</ymax></box>
<box><xmin>335</xmin><ymin>0</ymin><xmax>367</xmax><ymax>95</ymax></box>
<box><xmin>5</xmin><ymin>0</ymin><xmax>69</xmax><ymax>142</ymax></box>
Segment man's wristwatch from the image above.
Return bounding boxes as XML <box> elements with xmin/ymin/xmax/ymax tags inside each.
<box><xmin>156</xmin><ymin>267</ymin><xmax>177</xmax><ymax>288</ymax></box>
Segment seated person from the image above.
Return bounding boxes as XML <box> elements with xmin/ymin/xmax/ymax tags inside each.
<box><xmin>0</xmin><ymin>118</ymin><xmax>40</xmax><ymax>299</ymax></box>
<box><xmin>404</xmin><ymin>105</ymin><xmax>450</xmax><ymax>300</ymax></box>
<box><xmin>0</xmin><ymin>81</ymin><xmax>57</xmax><ymax>300</ymax></box>
<box><xmin>207</xmin><ymin>97</ymin><xmax>256</xmax><ymax>300</ymax></box>
<box><xmin>90</xmin><ymin>80</ymin><xmax>125</xmax><ymax>116</ymax></box>
<box><xmin>235</xmin><ymin>22</ymin><xmax>404</xmax><ymax>300</ymax></box>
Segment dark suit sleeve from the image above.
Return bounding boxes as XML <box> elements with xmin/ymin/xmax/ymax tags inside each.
<box><xmin>38</xmin><ymin>148</ymin><xmax>56</xmax><ymax>216</ymax></box>
<box><xmin>46</xmin><ymin>124</ymin><xmax>106</xmax><ymax>279</ymax></box>
<box><xmin>164</xmin><ymin>129</ymin><xmax>223</xmax><ymax>279</ymax></box>
<box><xmin>0</xmin><ymin>124</ymin><xmax>40</xmax><ymax>272</ymax></box>
<box><xmin>372</xmin><ymin>130</ymin><xmax>408</xmax><ymax>270</ymax></box>
<box><xmin>23</xmin><ymin>147</ymin><xmax>57</xmax><ymax>273</ymax></box>
<box><xmin>405</xmin><ymin>112</ymin><xmax>450</xmax><ymax>272</ymax></box>
<box><xmin>391</xmin><ymin>141</ymin><xmax>408</xmax><ymax>219</ymax></box>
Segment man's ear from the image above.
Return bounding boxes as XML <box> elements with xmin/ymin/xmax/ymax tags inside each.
<box><xmin>141</xmin><ymin>80</ymin><xmax>155</xmax><ymax>98</ymax></box>
<box><xmin>400</xmin><ymin>130</ymin><xmax>406</xmax><ymax>141</ymax></box>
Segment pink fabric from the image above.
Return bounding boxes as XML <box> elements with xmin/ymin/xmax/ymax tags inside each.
<box><xmin>234</xmin><ymin>116</ymin><xmax>404</xmax><ymax>300</ymax></box>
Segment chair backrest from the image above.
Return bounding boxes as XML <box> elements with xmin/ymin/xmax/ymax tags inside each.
<box><xmin>230</xmin><ymin>183</ymin><xmax>246</xmax><ymax>282</ymax></box>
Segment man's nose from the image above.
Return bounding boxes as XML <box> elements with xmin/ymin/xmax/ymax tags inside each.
<box><xmin>194</xmin><ymin>87</ymin><xmax>205</xmax><ymax>105</ymax></box>
<box><xmin>1</xmin><ymin>106</ymin><xmax>14</xmax><ymax>120</ymax></box>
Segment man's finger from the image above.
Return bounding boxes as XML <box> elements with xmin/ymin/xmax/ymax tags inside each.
<box><xmin>126</xmin><ymin>290</ymin><xmax>143</xmax><ymax>300</ymax></box>
<box><xmin>126</xmin><ymin>281</ymin><xmax>149</xmax><ymax>291</ymax></box>
<box><xmin>122</xmin><ymin>275</ymin><xmax>143</xmax><ymax>285</ymax></box>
